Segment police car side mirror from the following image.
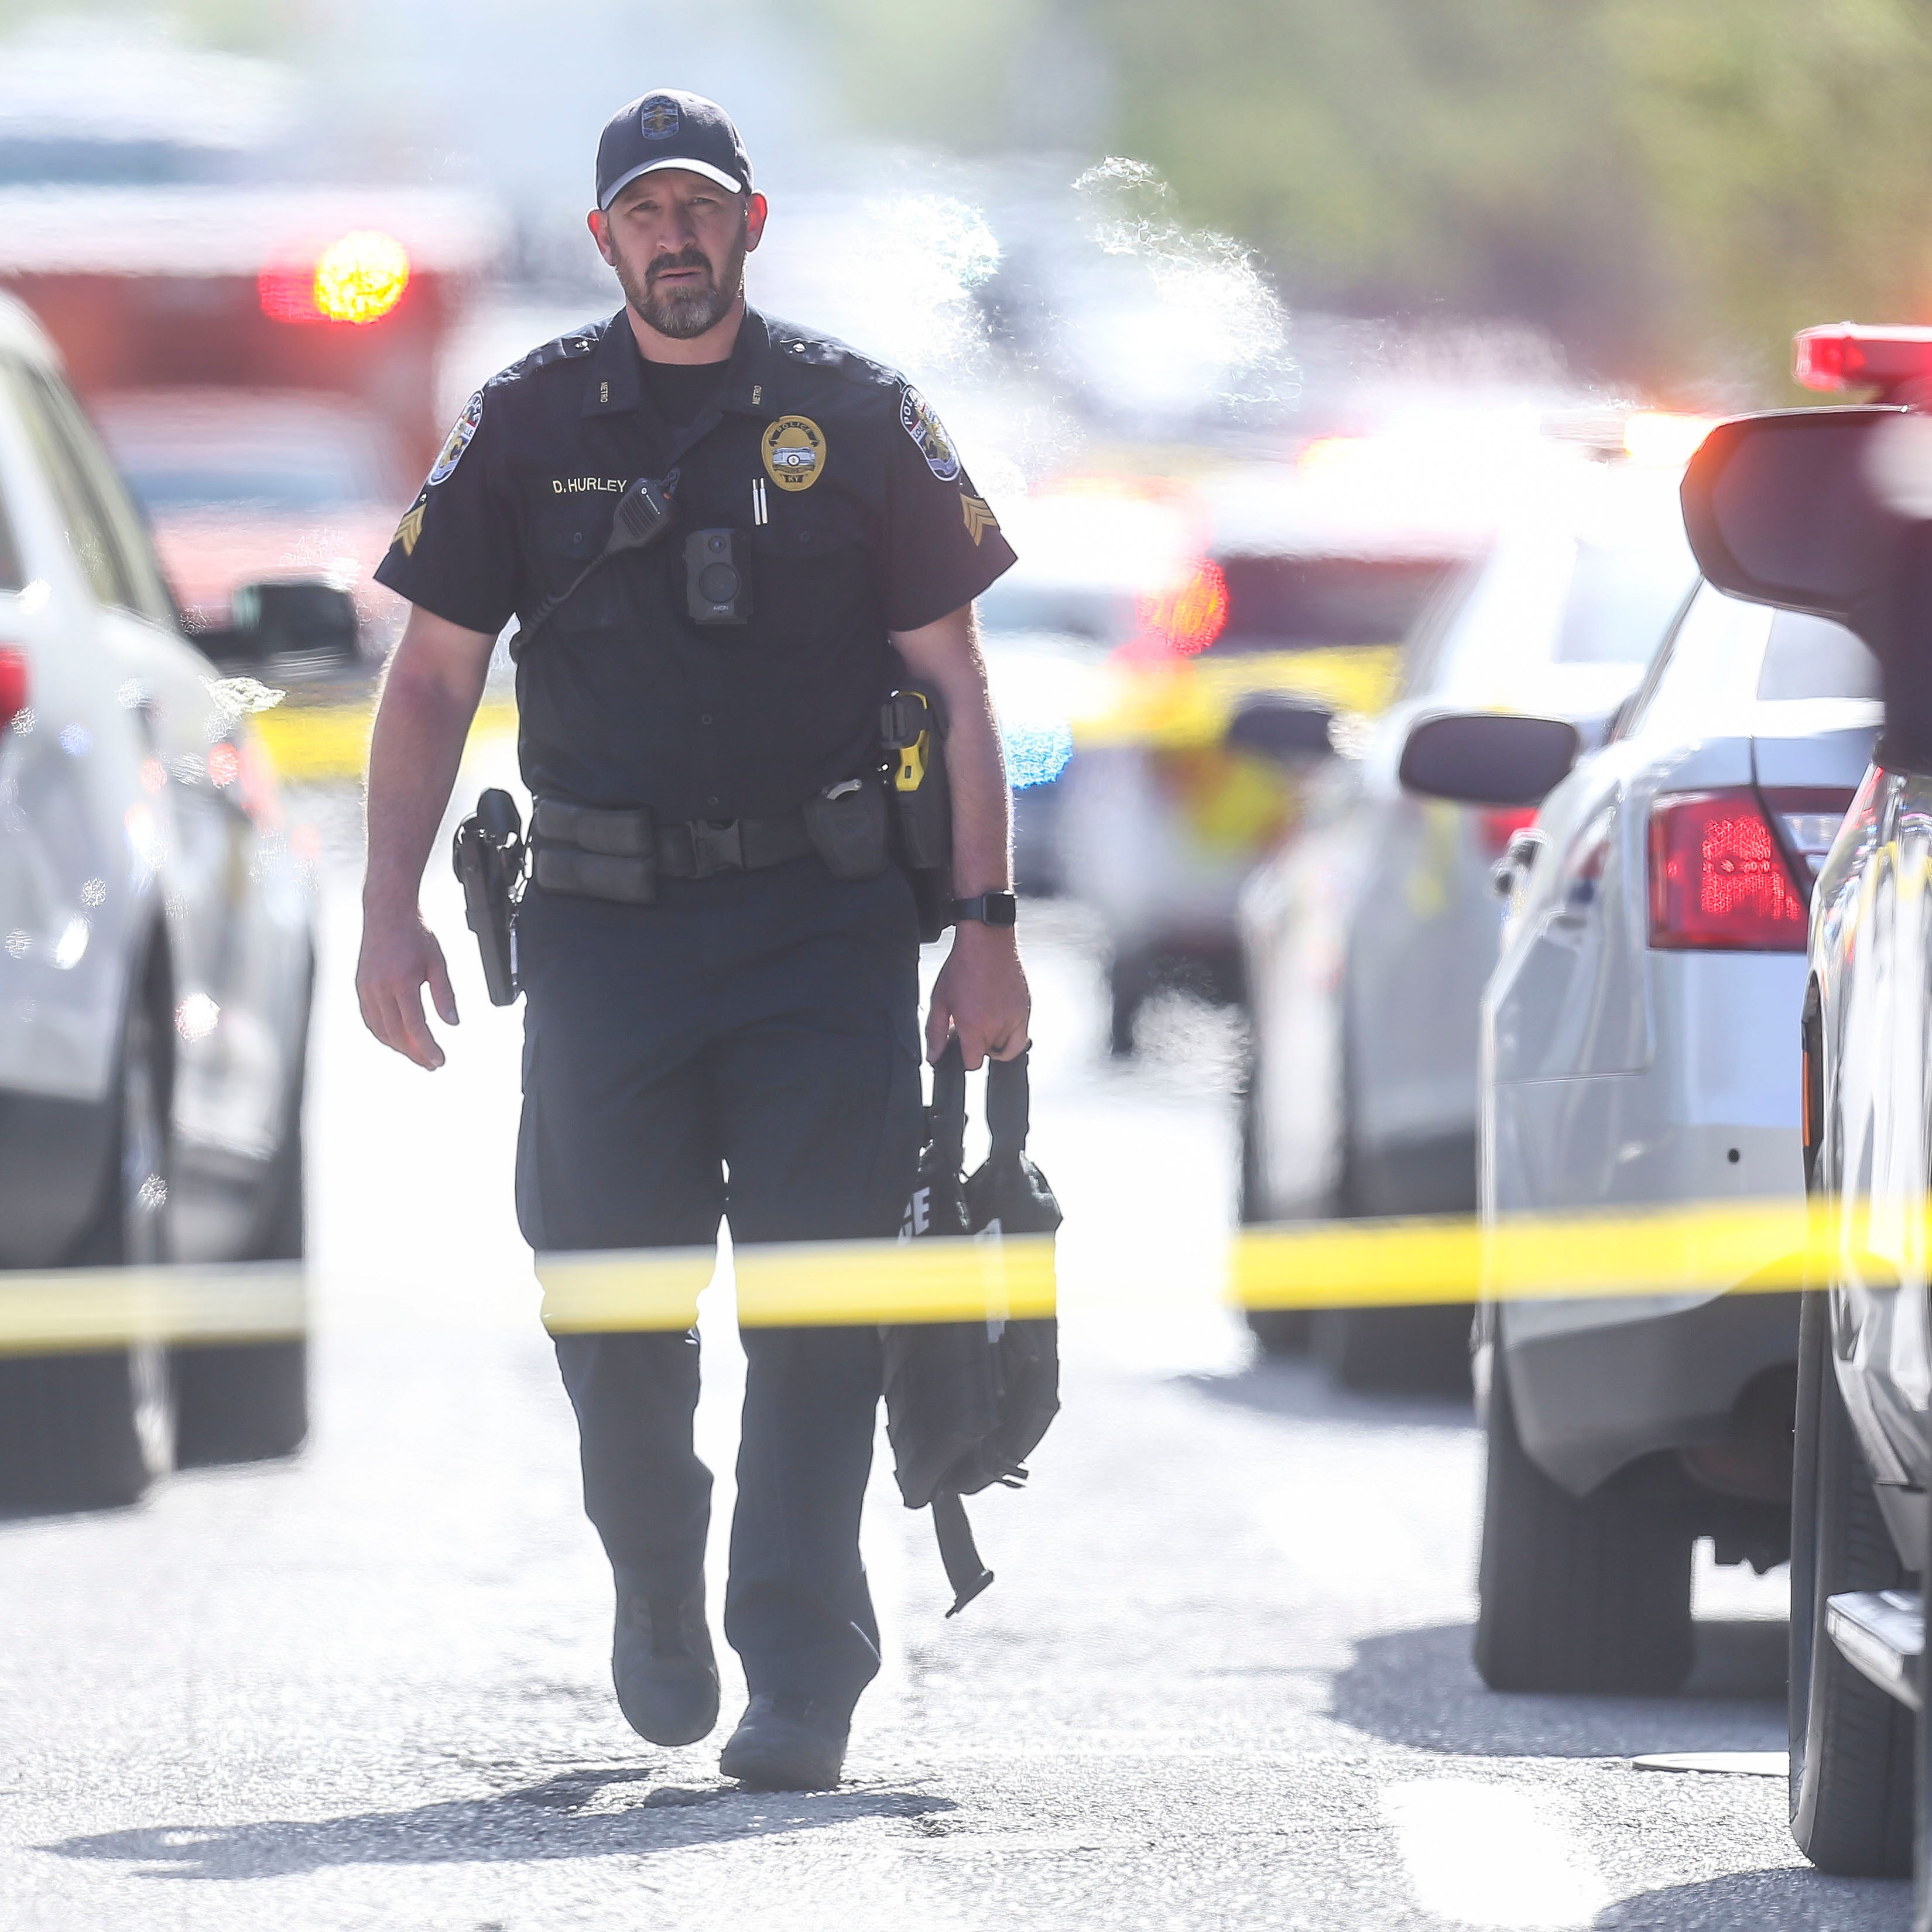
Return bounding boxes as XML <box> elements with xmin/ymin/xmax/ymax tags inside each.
<box><xmin>1680</xmin><ymin>406</ymin><xmax>1899</xmax><ymax>639</ymax></box>
<box><xmin>207</xmin><ymin>580</ymin><xmax>361</xmax><ymax>680</ymax></box>
<box><xmin>1225</xmin><ymin>694</ymin><xmax>1335</xmax><ymax>763</ymax></box>
<box><xmin>1399</xmin><ymin>712</ymin><xmax>1580</xmax><ymax>807</ymax></box>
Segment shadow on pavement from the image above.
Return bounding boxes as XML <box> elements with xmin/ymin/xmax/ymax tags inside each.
<box><xmin>1331</xmin><ymin>1619</ymin><xmax>1788</xmax><ymax>1758</ymax></box>
<box><xmin>1594</xmin><ymin>1866</ymin><xmax>1907</xmax><ymax>1929</ymax></box>
<box><xmin>42</xmin><ymin>1765</ymin><xmax>955</xmax><ymax>1879</ymax></box>
<box><xmin>1180</xmin><ymin>1358</ymin><xmax>1475</xmax><ymax>1434</ymax></box>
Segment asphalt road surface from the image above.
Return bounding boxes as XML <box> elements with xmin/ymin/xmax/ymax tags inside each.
<box><xmin>0</xmin><ymin>759</ymin><xmax>1910</xmax><ymax>1931</ymax></box>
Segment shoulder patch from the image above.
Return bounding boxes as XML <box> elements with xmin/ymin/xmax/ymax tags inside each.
<box><xmin>900</xmin><ymin>386</ymin><xmax>961</xmax><ymax>481</ymax></box>
<box><xmin>428</xmin><ymin>390</ymin><xmax>484</xmax><ymax>486</ymax></box>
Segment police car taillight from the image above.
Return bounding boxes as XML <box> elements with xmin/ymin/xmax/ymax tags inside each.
<box><xmin>1647</xmin><ymin>790</ymin><xmax>1809</xmax><ymax>951</ymax></box>
<box><xmin>1793</xmin><ymin>324</ymin><xmax>1932</xmax><ymax>395</ymax></box>
<box><xmin>0</xmin><ymin>647</ymin><xmax>26</xmax><ymax>732</ymax></box>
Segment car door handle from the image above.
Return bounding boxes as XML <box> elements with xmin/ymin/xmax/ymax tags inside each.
<box><xmin>1491</xmin><ymin>828</ymin><xmax>1546</xmax><ymax>898</ymax></box>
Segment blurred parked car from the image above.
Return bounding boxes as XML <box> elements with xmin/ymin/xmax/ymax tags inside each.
<box><xmin>1236</xmin><ymin>454</ymin><xmax>1697</xmax><ymax>1388</ymax></box>
<box><xmin>97</xmin><ymin>388</ymin><xmax>409</xmax><ymax>664</ymax></box>
<box><xmin>1676</xmin><ymin>338</ymin><xmax>1932</xmax><ymax>1894</ymax></box>
<box><xmin>1061</xmin><ymin>440</ymin><xmax>1483</xmax><ymax>1054</ymax></box>
<box><xmin>976</xmin><ymin>482</ymin><xmax>1196</xmax><ymax>895</ymax></box>
<box><xmin>1442</xmin><ymin>582</ymin><xmax>1878</xmax><ymax>1691</ymax></box>
<box><xmin>0</xmin><ymin>294</ymin><xmax>339</xmax><ymax>1507</ymax></box>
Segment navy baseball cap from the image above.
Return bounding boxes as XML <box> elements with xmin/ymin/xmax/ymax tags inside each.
<box><xmin>597</xmin><ymin>91</ymin><xmax>752</xmax><ymax>209</ymax></box>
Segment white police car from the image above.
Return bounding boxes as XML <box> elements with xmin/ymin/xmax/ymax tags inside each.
<box><xmin>0</xmin><ymin>293</ymin><xmax>340</xmax><ymax>1506</ymax></box>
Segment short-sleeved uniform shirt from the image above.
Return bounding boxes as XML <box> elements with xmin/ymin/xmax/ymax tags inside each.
<box><xmin>374</xmin><ymin>306</ymin><xmax>1017</xmax><ymax>821</ymax></box>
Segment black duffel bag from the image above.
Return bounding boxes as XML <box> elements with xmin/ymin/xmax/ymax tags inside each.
<box><xmin>883</xmin><ymin>1041</ymin><xmax>1062</xmax><ymax>1615</ymax></box>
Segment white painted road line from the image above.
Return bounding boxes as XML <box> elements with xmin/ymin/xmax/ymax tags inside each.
<box><xmin>1381</xmin><ymin>1778</ymin><xmax>1610</xmax><ymax>1929</ymax></box>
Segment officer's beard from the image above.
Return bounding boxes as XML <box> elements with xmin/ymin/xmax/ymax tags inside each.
<box><xmin>624</xmin><ymin>231</ymin><xmax>747</xmax><ymax>340</ymax></box>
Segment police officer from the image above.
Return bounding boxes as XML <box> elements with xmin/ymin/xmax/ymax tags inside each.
<box><xmin>356</xmin><ymin>90</ymin><xmax>1027</xmax><ymax>1789</ymax></box>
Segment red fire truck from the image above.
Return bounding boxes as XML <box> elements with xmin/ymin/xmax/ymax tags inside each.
<box><xmin>0</xmin><ymin>184</ymin><xmax>504</xmax><ymax>653</ymax></box>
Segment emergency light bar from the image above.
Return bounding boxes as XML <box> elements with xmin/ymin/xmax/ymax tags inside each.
<box><xmin>259</xmin><ymin>230</ymin><xmax>411</xmax><ymax>326</ymax></box>
<box><xmin>1793</xmin><ymin>324</ymin><xmax>1932</xmax><ymax>398</ymax></box>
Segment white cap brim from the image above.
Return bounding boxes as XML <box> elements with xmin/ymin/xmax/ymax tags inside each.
<box><xmin>600</xmin><ymin>156</ymin><xmax>746</xmax><ymax>208</ymax></box>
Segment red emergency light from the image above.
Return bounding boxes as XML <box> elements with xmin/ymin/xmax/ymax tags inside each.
<box><xmin>1793</xmin><ymin>324</ymin><xmax>1932</xmax><ymax>398</ymax></box>
<box><xmin>1138</xmin><ymin>559</ymin><xmax>1229</xmax><ymax>656</ymax></box>
<box><xmin>259</xmin><ymin>231</ymin><xmax>412</xmax><ymax>327</ymax></box>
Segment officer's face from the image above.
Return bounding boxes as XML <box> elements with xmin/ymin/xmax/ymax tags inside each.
<box><xmin>591</xmin><ymin>172</ymin><xmax>768</xmax><ymax>341</ymax></box>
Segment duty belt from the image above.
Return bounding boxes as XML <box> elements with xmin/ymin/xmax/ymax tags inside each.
<box><xmin>529</xmin><ymin>797</ymin><xmax>813</xmax><ymax>903</ymax></box>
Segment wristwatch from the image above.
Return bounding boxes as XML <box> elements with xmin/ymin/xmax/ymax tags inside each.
<box><xmin>951</xmin><ymin>891</ymin><xmax>1018</xmax><ymax>927</ymax></box>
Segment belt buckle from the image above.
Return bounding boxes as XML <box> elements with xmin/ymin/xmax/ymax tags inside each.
<box><xmin>687</xmin><ymin>818</ymin><xmax>744</xmax><ymax>878</ymax></box>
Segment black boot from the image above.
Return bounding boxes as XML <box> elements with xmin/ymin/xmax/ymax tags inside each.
<box><xmin>718</xmin><ymin>1693</ymin><xmax>849</xmax><ymax>1790</ymax></box>
<box><xmin>612</xmin><ymin>1570</ymin><xmax>719</xmax><ymax>1746</ymax></box>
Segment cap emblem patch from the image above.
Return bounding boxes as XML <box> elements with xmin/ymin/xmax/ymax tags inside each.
<box><xmin>427</xmin><ymin>390</ymin><xmax>484</xmax><ymax>486</ymax></box>
<box><xmin>761</xmin><ymin>416</ymin><xmax>825</xmax><ymax>492</ymax></box>
<box><xmin>639</xmin><ymin>97</ymin><xmax>681</xmax><ymax>141</ymax></box>
<box><xmin>900</xmin><ymin>386</ymin><xmax>960</xmax><ymax>481</ymax></box>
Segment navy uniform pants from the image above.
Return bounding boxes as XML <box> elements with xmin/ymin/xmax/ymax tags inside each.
<box><xmin>514</xmin><ymin>858</ymin><xmax>923</xmax><ymax>1718</ymax></box>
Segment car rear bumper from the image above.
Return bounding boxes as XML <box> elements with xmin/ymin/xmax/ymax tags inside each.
<box><xmin>1501</xmin><ymin>1287</ymin><xmax>1799</xmax><ymax>1495</ymax></box>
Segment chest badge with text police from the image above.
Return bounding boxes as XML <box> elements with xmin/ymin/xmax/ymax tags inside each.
<box><xmin>761</xmin><ymin>416</ymin><xmax>825</xmax><ymax>492</ymax></box>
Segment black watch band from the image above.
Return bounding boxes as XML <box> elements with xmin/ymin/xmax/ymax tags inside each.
<box><xmin>951</xmin><ymin>891</ymin><xmax>1018</xmax><ymax>928</ymax></box>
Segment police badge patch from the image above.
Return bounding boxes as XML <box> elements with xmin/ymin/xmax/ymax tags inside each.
<box><xmin>899</xmin><ymin>386</ymin><xmax>961</xmax><ymax>482</ymax></box>
<box><xmin>428</xmin><ymin>391</ymin><xmax>484</xmax><ymax>486</ymax></box>
<box><xmin>761</xmin><ymin>416</ymin><xmax>825</xmax><ymax>492</ymax></box>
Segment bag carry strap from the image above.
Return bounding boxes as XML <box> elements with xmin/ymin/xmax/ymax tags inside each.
<box><xmin>930</xmin><ymin>1036</ymin><xmax>968</xmax><ymax>1170</ymax></box>
<box><xmin>931</xmin><ymin>1491</ymin><xmax>995</xmax><ymax>1618</ymax></box>
<box><xmin>985</xmin><ymin>1049</ymin><xmax>1031</xmax><ymax>1160</ymax></box>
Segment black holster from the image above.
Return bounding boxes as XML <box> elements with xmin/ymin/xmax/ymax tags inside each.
<box><xmin>451</xmin><ymin>789</ymin><xmax>526</xmax><ymax>1006</ymax></box>
<box><xmin>881</xmin><ymin>684</ymin><xmax>953</xmax><ymax>942</ymax></box>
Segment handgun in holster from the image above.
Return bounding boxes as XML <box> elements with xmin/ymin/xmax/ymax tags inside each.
<box><xmin>451</xmin><ymin>788</ymin><xmax>527</xmax><ymax>1006</ymax></box>
<box><xmin>881</xmin><ymin>683</ymin><xmax>953</xmax><ymax>943</ymax></box>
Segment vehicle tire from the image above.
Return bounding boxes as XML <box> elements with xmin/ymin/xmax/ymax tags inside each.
<box><xmin>0</xmin><ymin>979</ymin><xmax>174</xmax><ymax>1509</ymax></box>
<box><xmin>1473</xmin><ymin>1358</ymin><xmax>1694</xmax><ymax>1693</ymax></box>
<box><xmin>1238</xmin><ymin>1051</ymin><xmax>1308</xmax><ymax>1354</ymax></box>
<box><xmin>1312</xmin><ymin>1305</ymin><xmax>1473</xmax><ymax>1396</ymax></box>
<box><xmin>1789</xmin><ymin>1289</ymin><xmax>1914</xmax><ymax>1876</ymax></box>
<box><xmin>173</xmin><ymin>1018</ymin><xmax>309</xmax><ymax>1468</ymax></box>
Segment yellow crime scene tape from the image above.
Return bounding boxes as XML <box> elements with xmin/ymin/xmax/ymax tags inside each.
<box><xmin>254</xmin><ymin>693</ymin><xmax>519</xmax><ymax>783</ymax></box>
<box><xmin>0</xmin><ymin>1197</ymin><xmax>1900</xmax><ymax>1356</ymax></box>
<box><xmin>0</xmin><ymin>1262</ymin><xmax>309</xmax><ymax>1355</ymax></box>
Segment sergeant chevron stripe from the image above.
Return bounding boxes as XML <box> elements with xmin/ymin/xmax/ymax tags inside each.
<box><xmin>960</xmin><ymin>492</ymin><xmax>998</xmax><ymax>546</ymax></box>
<box><xmin>393</xmin><ymin>501</ymin><xmax>426</xmax><ymax>556</ymax></box>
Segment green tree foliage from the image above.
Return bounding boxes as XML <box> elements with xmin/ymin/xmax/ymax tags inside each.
<box><xmin>800</xmin><ymin>0</ymin><xmax>1932</xmax><ymax>395</ymax></box>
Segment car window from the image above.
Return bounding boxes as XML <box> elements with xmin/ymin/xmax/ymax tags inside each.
<box><xmin>1420</xmin><ymin>525</ymin><xmax>1693</xmax><ymax>698</ymax></box>
<box><xmin>3</xmin><ymin>355</ymin><xmax>126</xmax><ymax>609</ymax></box>
<box><xmin>24</xmin><ymin>369</ymin><xmax>176</xmax><ymax>626</ymax></box>
<box><xmin>1213</xmin><ymin>554</ymin><xmax>1456</xmax><ymax>654</ymax></box>
<box><xmin>1755</xmin><ymin>609</ymin><xmax>1880</xmax><ymax>701</ymax></box>
<box><xmin>1552</xmin><ymin>535</ymin><xmax>1698</xmax><ymax>664</ymax></box>
<box><xmin>1396</xmin><ymin>560</ymin><xmax>1481</xmax><ymax>697</ymax></box>
<box><xmin>975</xmin><ymin>580</ymin><xmax>1137</xmax><ymax>648</ymax></box>
<box><xmin>1621</xmin><ymin>578</ymin><xmax>1770</xmax><ymax>742</ymax></box>
<box><xmin>0</xmin><ymin>455</ymin><xmax>23</xmax><ymax>593</ymax></box>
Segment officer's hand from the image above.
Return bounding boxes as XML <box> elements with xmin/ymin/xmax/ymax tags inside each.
<box><xmin>357</xmin><ymin>905</ymin><xmax>460</xmax><ymax>1071</ymax></box>
<box><xmin>927</xmin><ymin>923</ymin><xmax>1030</xmax><ymax>1069</ymax></box>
